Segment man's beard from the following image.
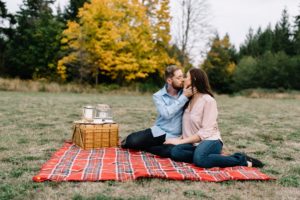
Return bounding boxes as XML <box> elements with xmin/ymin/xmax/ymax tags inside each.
<box><xmin>172</xmin><ymin>82</ymin><xmax>183</xmax><ymax>90</ymax></box>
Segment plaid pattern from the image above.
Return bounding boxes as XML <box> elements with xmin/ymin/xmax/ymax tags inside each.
<box><xmin>33</xmin><ymin>142</ymin><xmax>274</xmax><ymax>182</ymax></box>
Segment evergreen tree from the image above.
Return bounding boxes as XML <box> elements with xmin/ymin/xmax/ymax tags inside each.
<box><xmin>64</xmin><ymin>0</ymin><xmax>89</xmax><ymax>22</ymax></box>
<box><xmin>239</xmin><ymin>26</ymin><xmax>275</xmax><ymax>58</ymax></box>
<box><xmin>257</xmin><ymin>25</ymin><xmax>274</xmax><ymax>54</ymax></box>
<box><xmin>0</xmin><ymin>0</ymin><xmax>16</xmax><ymax>76</ymax></box>
<box><xmin>273</xmin><ymin>8</ymin><xmax>293</xmax><ymax>55</ymax></box>
<box><xmin>293</xmin><ymin>5</ymin><xmax>300</xmax><ymax>55</ymax></box>
<box><xmin>5</xmin><ymin>0</ymin><xmax>63</xmax><ymax>79</ymax></box>
<box><xmin>201</xmin><ymin>34</ymin><xmax>236</xmax><ymax>93</ymax></box>
<box><xmin>239</xmin><ymin>28</ymin><xmax>260</xmax><ymax>57</ymax></box>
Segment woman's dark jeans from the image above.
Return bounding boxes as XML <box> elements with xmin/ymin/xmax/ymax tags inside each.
<box><xmin>171</xmin><ymin>140</ymin><xmax>248</xmax><ymax>168</ymax></box>
<box><xmin>121</xmin><ymin>128</ymin><xmax>174</xmax><ymax>158</ymax></box>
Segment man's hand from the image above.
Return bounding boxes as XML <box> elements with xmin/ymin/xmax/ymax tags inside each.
<box><xmin>164</xmin><ymin>138</ymin><xmax>183</xmax><ymax>145</ymax></box>
<box><xmin>183</xmin><ymin>86</ymin><xmax>197</xmax><ymax>98</ymax></box>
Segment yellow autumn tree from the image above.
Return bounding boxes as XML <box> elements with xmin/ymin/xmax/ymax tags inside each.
<box><xmin>154</xmin><ymin>0</ymin><xmax>179</xmax><ymax>74</ymax></box>
<box><xmin>58</xmin><ymin>0</ymin><xmax>176</xmax><ymax>84</ymax></box>
<box><xmin>142</xmin><ymin>0</ymin><xmax>179</xmax><ymax>75</ymax></box>
<box><xmin>201</xmin><ymin>34</ymin><xmax>237</xmax><ymax>93</ymax></box>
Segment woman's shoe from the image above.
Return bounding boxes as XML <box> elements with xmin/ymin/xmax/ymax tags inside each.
<box><xmin>245</xmin><ymin>155</ymin><xmax>264</xmax><ymax>168</ymax></box>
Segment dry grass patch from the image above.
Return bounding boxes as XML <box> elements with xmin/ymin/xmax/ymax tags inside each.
<box><xmin>236</xmin><ymin>88</ymin><xmax>300</xmax><ymax>99</ymax></box>
<box><xmin>0</xmin><ymin>78</ymin><xmax>158</xmax><ymax>95</ymax></box>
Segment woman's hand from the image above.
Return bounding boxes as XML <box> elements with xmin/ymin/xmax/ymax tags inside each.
<box><xmin>165</xmin><ymin>134</ymin><xmax>201</xmax><ymax>145</ymax></box>
<box><xmin>164</xmin><ymin>138</ymin><xmax>183</xmax><ymax>145</ymax></box>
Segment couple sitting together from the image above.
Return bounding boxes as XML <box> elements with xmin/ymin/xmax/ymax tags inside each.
<box><xmin>121</xmin><ymin>65</ymin><xmax>264</xmax><ymax>168</ymax></box>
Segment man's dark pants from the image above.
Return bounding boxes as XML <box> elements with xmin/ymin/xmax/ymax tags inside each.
<box><xmin>121</xmin><ymin>128</ymin><xmax>174</xmax><ymax>158</ymax></box>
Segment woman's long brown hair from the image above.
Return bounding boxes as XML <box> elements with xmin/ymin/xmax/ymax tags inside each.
<box><xmin>189</xmin><ymin>68</ymin><xmax>214</xmax><ymax>98</ymax></box>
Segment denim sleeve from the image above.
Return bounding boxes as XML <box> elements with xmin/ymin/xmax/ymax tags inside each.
<box><xmin>153</xmin><ymin>94</ymin><xmax>188</xmax><ymax>120</ymax></box>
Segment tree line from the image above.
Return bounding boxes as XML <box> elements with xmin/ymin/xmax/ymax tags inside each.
<box><xmin>203</xmin><ymin>8</ymin><xmax>300</xmax><ymax>93</ymax></box>
<box><xmin>0</xmin><ymin>0</ymin><xmax>299</xmax><ymax>93</ymax></box>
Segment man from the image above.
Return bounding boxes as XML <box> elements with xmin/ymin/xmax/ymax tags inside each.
<box><xmin>121</xmin><ymin>65</ymin><xmax>194</xmax><ymax>157</ymax></box>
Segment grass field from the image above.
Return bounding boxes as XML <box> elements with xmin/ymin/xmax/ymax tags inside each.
<box><xmin>0</xmin><ymin>91</ymin><xmax>299</xmax><ymax>200</ymax></box>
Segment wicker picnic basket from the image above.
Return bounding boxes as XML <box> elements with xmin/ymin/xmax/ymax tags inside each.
<box><xmin>72</xmin><ymin>123</ymin><xmax>119</xmax><ymax>149</ymax></box>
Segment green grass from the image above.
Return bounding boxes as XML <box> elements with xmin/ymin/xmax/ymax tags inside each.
<box><xmin>0</xmin><ymin>91</ymin><xmax>300</xmax><ymax>200</ymax></box>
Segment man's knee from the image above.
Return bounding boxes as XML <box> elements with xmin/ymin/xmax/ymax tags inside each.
<box><xmin>121</xmin><ymin>134</ymin><xmax>143</xmax><ymax>149</ymax></box>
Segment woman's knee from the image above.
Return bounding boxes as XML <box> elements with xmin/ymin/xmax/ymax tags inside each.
<box><xmin>193</xmin><ymin>156</ymin><xmax>212</xmax><ymax>168</ymax></box>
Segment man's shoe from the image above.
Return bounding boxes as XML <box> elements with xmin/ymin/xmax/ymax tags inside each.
<box><xmin>245</xmin><ymin>155</ymin><xmax>264</xmax><ymax>168</ymax></box>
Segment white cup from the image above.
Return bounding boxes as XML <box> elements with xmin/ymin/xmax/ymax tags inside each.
<box><xmin>83</xmin><ymin>105</ymin><xmax>94</xmax><ymax>121</ymax></box>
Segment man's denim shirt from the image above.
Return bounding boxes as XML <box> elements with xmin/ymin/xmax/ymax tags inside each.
<box><xmin>151</xmin><ymin>85</ymin><xmax>189</xmax><ymax>139</ymax></box>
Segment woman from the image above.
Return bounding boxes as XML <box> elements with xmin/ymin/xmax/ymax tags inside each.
<box><xmin>164</xmin><ymin>68</ymin><xmax>264</xmax><ymax>168</ymax></box>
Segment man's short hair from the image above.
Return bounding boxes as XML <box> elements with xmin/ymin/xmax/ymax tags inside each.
<box><xmin>165</xmin><ymin>65</ymin><xmax>181</xmax><ymax>80</ymax></box>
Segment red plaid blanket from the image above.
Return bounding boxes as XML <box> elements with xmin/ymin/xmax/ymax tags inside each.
<box><xmin>33</xmin><ymin>142</ymin><xmax>274</xmax><ymax>182</ymax></box>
